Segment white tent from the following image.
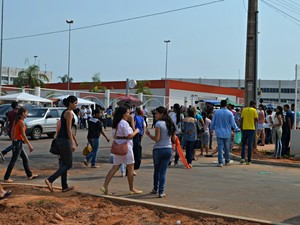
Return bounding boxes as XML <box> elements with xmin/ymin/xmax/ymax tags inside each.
<box><xmin>0</xmin><ymin>92</ymin><xmax>53</xmax><ymax>103</ymax></box>
<box><xmin>54</xmin><ymin>95</ymin><xmax>95</xmax><ymax>106</ymax></box>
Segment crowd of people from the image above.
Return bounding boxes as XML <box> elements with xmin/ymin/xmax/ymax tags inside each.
<box><xmin>0</xmin><ymin>97</ymin><xmax>296</xmax><ymax>200</ymax></box>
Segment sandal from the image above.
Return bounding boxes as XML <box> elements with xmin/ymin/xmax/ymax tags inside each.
<box><xmin>0</xmin><ymin>190</ymin><xmax>12</xmax><ymax>200</ymax></box>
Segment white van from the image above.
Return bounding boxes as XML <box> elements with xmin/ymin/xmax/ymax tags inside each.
<box><xmin>25</xmin><ymin>107</ymin><xmax>78</xmax><ymax>140</ymax></box>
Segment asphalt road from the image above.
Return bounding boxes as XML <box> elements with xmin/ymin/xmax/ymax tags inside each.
<box><xmin>0</xmin><ymin>128</ymin><xmax>300</xmax><ymax>225</ymax></box>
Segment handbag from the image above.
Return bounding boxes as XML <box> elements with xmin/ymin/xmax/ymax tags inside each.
<box><xmin>111</xmin><ymin>126</ymin><xmax>128</xmax><ymax>156</ymax></box>
<box><xmin>82</xmin><ymin>143</ymin><xmax>92</xmax><ymax>156</ymax></box>
<box><xmin>49</xmin><ymin>138</ymin><xmax>59</xmax><ymax>155</ymax></box>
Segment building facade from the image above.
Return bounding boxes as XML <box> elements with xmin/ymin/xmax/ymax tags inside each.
<box><xmin>0</xmin><ymin>66</ymin><xmax>53</xmax><ymax>85</ymax></box>
<box><xmin>172</xmin><ymin>78</ymin><xmax>298</xmax><ymax>104</ymax></box>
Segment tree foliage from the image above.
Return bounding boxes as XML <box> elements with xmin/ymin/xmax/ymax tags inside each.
<box><xmin>58</xmin><ymin>74</ymin><xmax>73</xmax><ymax>83</ymax></box>
<box><xmin>135</xmin><ymin>80</ymin><xmax>152</xmax><ymax>95</ymax></box>
<box><xmin>90</xmin><ymin>73</ymin><xmax>106</xmax><ymax>93</ymax></box>
<box><xmin>14</xmin><ymin>65</ymin><xmax>49</xmax><ymax>88</ymax></box>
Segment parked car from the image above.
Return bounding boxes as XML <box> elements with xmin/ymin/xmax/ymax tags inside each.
<box><xmin>25</xmin><ymin>107</ymin><xmax>78</xmax><ymax>140</ymax></box>
<box><xmin>0</xmin><ymin>103</ymin><xmax>41</xmax><ymax>134</ymax></box>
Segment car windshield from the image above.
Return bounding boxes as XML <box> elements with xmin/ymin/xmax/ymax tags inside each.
<box><xmin>27</xmin><ymin>108</ymin><xmax>47</xmax><ymax>117</ymax></box>
<box><xmin>0</xmin><ymin>105</ymin><xmax>11</xmax><ymax>115</ymax></box>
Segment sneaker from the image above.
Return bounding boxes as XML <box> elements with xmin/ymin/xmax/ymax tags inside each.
<box><xmin>150</xmin><ymin>189</ymin><xmax>158</xmax><ymax>194</ymax></box>
<box><xmin>246</xmin><ymin>161</ymin><xmax>252</xmax><ymax>165</ymax></box>
<box><xmin>159</xmin><ymin>193</ymin><xmax>167</xmax><ymax>198</ymax></box>
<box><xmin>91</xmin><ymin>165</ymin><xmax>100</xmax><ymax>168</ymax></box>
<box><xmin>0</xmin><ymin>152</ymin><xmax>5</xmax><ymax>161</ymax></box>
<box><xmin>174</xmin><ymin>162</ymin><xmax>179</xmax><ymax>167</ymax></box>
<box><xmin>240</xmin><ymin>158</ymin><xmax>246</xmax><ymax>164</ymax></box>
<box><xmin>217</xmin><ymin>163</ymin><xmax>223</xmax><ymax>167</ymax></box>
<box><xmin>225</xmin><ymin>161</ymin><xmax>232</xmax><ymax>166</ymax></box>
<box><xmin>4</xmin><ymin>179</ymin><xmax>13</xmax><ymax>183</ymax></box>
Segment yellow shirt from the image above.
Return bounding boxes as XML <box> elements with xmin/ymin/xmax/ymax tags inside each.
<box><xmin>241</xmin><ymin>107</ymin><xmax>258</xmax><ymax>130</ymax></box>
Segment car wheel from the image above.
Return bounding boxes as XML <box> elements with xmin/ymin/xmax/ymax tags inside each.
<box><xmin>31</xmin><ymin>127</ymin><xmax>42</xmax><ymax>140</ymax></box>
<box><xmin>47</xmin><ymin>133</ymin><xmax>55</xmax><ymax>138</ymax></box>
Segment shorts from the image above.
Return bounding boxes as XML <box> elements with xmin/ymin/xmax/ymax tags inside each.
<box><xmin>257</xmin><ymin>123</ymin><xmax>265</xmax><ymax>130</ymax></box>
<box><xmin>201</xmin><ymin>132</ymin><xmax>209</xmax><ymax>146</ymax></box>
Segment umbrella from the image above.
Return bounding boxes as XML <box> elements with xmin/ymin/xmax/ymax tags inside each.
<box><xmin>0</xmin><ymin>92</ymin><xmax>52</xmax><ymax>103</ymax></box>
<box><xmin>117</xmin><ymin>96</ymin><xmax>142</xmax><ymax>107</ymax></box>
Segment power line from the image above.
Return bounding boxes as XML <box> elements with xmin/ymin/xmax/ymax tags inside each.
<box><xmin>261</xmin><ymin>0</ymin><xmax>300</xmax><ymax>26</ymax></box>
<box><xmin>268</xmin><ymin>0</ymin><xmax>300</xmax><ymax>15</ymax></box>
<box><xmin>4</xmin><ymin>0</ymin><xmax>225</xmax><ymax>41</ymax></box>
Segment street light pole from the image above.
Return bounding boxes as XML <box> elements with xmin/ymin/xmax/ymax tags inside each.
<box><xmin>0</xmin><ymin>0</ymin><xmax>4</xmax><ymax>87</ymax></box>
<box><xmin>34</xmin><ymin>55</ymin><xmax>38</xmax><ymax>65</ymax></box>
<box><xmin>164</xmin><ymin>40</ymin><xmax>170</xmax><ymax>80</ymax></box>
<box><xmin>66</xmin><ymin>19</ymin><xmax>73</xmax><ymax>91</ymax></box>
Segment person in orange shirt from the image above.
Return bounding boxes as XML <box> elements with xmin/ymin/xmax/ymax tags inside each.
<box><xmin>3</xmin><ymin>107</ymin><xmax>38</xmax><ymax>183</ymax></box>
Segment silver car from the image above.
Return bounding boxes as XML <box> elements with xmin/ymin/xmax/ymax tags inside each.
<box><xmin>25</xmin><ymin>107</ymin><xmax>78</xmax><ymax>140</ymax></box>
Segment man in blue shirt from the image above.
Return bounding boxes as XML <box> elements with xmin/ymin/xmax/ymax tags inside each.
<box><xmin>210</xmin><ymin>100</ymin><xmax>240</xmax><ymax>167</ymax></box>
<box><xmin>282</xmin><ymin>104</ymin><xmax>294</xmax><ymax>156</ymax></box>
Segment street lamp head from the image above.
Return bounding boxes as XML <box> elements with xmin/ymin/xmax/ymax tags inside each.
<box><xmin>164</xmin><ymin>40</ymin><xmax>170</xmax><ymax>43</ymax></box>
<box><xmin>66</xmin><ymin>19</ymin><xmax>74</xmax><ymax>24</ymax></box>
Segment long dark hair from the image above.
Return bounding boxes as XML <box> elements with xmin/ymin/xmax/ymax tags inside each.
<box><xmin>276</xmin><ymin>106</ymin><xmax>283</xmax><ymax>116</ymax></box>
<box><xmin>173</xmin><ymin>103</ymin><xmax>181</xmax><ymax>125</ymax></box>
<box><xmin>63</xmin><ymin>95</ymin><xmax>78</xmax><ymax>107</ymax></box>
<box><xmin>156</xmin><ymin>106</ymin><xmax>176</xmax><ymax>136</ymax></box>
<box><xmin>112</xmin><ymin>106</ymin><xmax>128</xmax><ymax>129</ymax></box>
<box><xmin>15</xmin><ymin>107</ymin><xmax>27</xmax><ymax>124</ymax></box>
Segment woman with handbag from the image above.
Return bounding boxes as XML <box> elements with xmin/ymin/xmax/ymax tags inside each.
<box><xmin>181</xmin><ymin>108</ymin><xmax>198</xmax><ymax>167</ymax></box>
<box><xmin>145</xmin><ymin>106</ymin><xmax>176</xmax><ymax>198</ymax></box>
<box><xmin>100</xmin><ymin>106</ymin><xmax>142</xmax><ymax>195</ymax></box>
<box><xmin>45</xmin><ymin>95</ymin><xmax>78</xmax><ymax>192</ymax></box>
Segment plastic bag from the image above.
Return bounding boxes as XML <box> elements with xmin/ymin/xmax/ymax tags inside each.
<box><xmin>234</xmin><ymin>131</ymin><xmax>242</xmax><ymax>145</ymax></box>
<box><xmin>82</xmin><ymin>143</ymin><xmax>92</xmax><ymax>156</ymax></box>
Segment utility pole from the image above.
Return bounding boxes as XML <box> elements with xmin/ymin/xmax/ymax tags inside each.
<box><xmin>244</xmin><ymin>0</ymin><xmax>258</xmax><ymax>106</ymax></box>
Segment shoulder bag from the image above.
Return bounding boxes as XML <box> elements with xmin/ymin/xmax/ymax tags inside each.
<box><xmin>111</xmin><ymin>125</ymin><xmax>128</xmax><ymax>156</ymax></box>
<box><xmin>49</xmin><ymin>138</ymin><xmax>59</xmax><ymax>155</ymax></box>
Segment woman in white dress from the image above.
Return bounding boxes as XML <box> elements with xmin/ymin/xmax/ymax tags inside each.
<box><xmin>101</xmin><ymin>106</ymin><xmax>142</xmax><ymax>195</ymax></box>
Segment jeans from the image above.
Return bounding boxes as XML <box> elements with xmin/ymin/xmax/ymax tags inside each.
<box><xmin>47</xmin><ymin>138</ymin><xmax>73</xmax><ymax>190</ymax></box>
<box><xmin>281</xmin><ymin>130</ymin><xmax>290</xmax><ymax>156</ymax></box>
<box><xmin>265</xmin><ymin>128</ymin><xmax>272</xmax><ymax>144</ymax></box>
<box><xmin>4</xmin><ymin>140</ymin><xmax>33</xmax><ymax>180</ymax></box>
<box><xmin>241</xmin><ymin>130</ymin><xmax>256</xmax><ymax>162</ymax></box>
<box><xmin>153</xmin><ymin>148</ymin><xmax>172</xmax><ymax>195</ymax></box>
<box><xmin>185</xmin><ymin>141</ymin><xmax>195</xmax><ymax>164</ymax></box>
<box><xmin>133</xmin><ymin>134</ymin><xmax>142</xmax><ymax>170</ymax></box>
<box><xmin>217</xmin><ymin>137</ymin><xmax>231</xmax><ymax>164</ymax></box>
<box><xmin>2</xmin><ymin>144</ymin><xmax>13</xmax><ymax>156</ymax></box>
<box><xmin>86</xmin><ymin>138</ymin><xmax>100</xmax><ymax>166</ymax></box>
<box><xmin>272</xmin><ymin>127</ymin><xmax>282</xmax><ymax>158</ymax></box>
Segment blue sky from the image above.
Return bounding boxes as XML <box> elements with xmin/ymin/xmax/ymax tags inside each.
<box><xmin>3</xmin><ymin>0</ymin><xmax>300</xmax><ymax>82</ymax></box>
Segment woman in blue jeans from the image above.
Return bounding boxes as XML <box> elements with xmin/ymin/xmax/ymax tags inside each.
<box><xmin>181</xmin><ymin>108</ymin><xmax>198</xmax><ymax>167</ymax></box>
<box><xmin>45</xmin><ymin>96</ymin><xmax>78</xmax><ymax>192</ymax></box>
<box><xmin>145</xmin><ymin>106</ymin><xmax>176</xmax><ymax>198</ymax></box>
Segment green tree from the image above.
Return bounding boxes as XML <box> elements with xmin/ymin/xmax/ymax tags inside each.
<box><xmin>135</xmin><ymin>80</ymin><xmax>152</xmax><ymax>95</ymax></box>
<box><xmin>14</xmin><ymin>65</ymin><xmax>49</xmax><ymax>88</ymax></box>
<box><xmin>57</xmin><ymin>74</ymin><xmax>73</xmax><ymax>83</ymax></box>
<box><xmin>90</xmin><ymin>73</ymin><xmax>106</xmax><ymax>92</ymax></box>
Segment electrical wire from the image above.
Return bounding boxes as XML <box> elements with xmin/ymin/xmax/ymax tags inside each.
<box><xmin>242</xmin><ymin>0</ymin><xmax>248</xmax><ymax>13</ymax></box>
<box><xmin>268</xmin><ymin>0</ymin><xmax>300</xmax><ymax>15</ymax></box>
<box><xmin>261</xmin><ymin>0</ymin><xmax>300</xmax><ymax>27</ymax></box>
<box><xmin>4</xmin><ymin>0</ymin><xmax>224</xmax><ymax>41</ymax></box>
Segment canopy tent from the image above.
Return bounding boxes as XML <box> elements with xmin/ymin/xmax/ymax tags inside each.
<box><xmin>0</xmin><ymin>92</ymin><xmax>53</xmax><ymax>103</ymax></box>
<box><xmin>53</xmin><ymin>95</ymin><xmax>95</xmax><ymax>107</ymax></box>
<box><xmin>226</xmin><ymin>98</ymin><xmax>243</xmax><ymax>107</ymax></box>
<box><xmin>197</xmin><ymin>100</ymin><xmax>221</xmax><ymax>105</ymax></box>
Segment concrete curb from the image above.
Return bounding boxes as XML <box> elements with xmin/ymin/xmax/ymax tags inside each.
<box><xmin>1</xmin><ymin>182</ymin><xmax>291</xmax><ymax>225</ymax></box>
<box><xmin>230</xmin><ymin>154</ymin><xmax>300</xmax><ymax>168</ymax></box>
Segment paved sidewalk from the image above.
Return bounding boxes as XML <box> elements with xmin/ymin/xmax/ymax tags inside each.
<box><xmin>1</xmin><ymin>129</ymin><xmax>300</xmax><ymax>224</ymax></box>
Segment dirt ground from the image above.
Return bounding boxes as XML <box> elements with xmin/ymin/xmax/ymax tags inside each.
<box><xmin>231</xmin><ymin>144</ymin><xmax>300</xmax><ymax>165</ymax></box>
<box><xmin>0</xmin><ymin>185</ymin><xmax>263</xmax><ymax>225</ymax></box>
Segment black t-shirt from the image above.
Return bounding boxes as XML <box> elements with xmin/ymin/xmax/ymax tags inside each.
<box><xmin>87</xmin><ymin>117</ymin><xmax>102</xmax><ymax>139</ymax></box>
